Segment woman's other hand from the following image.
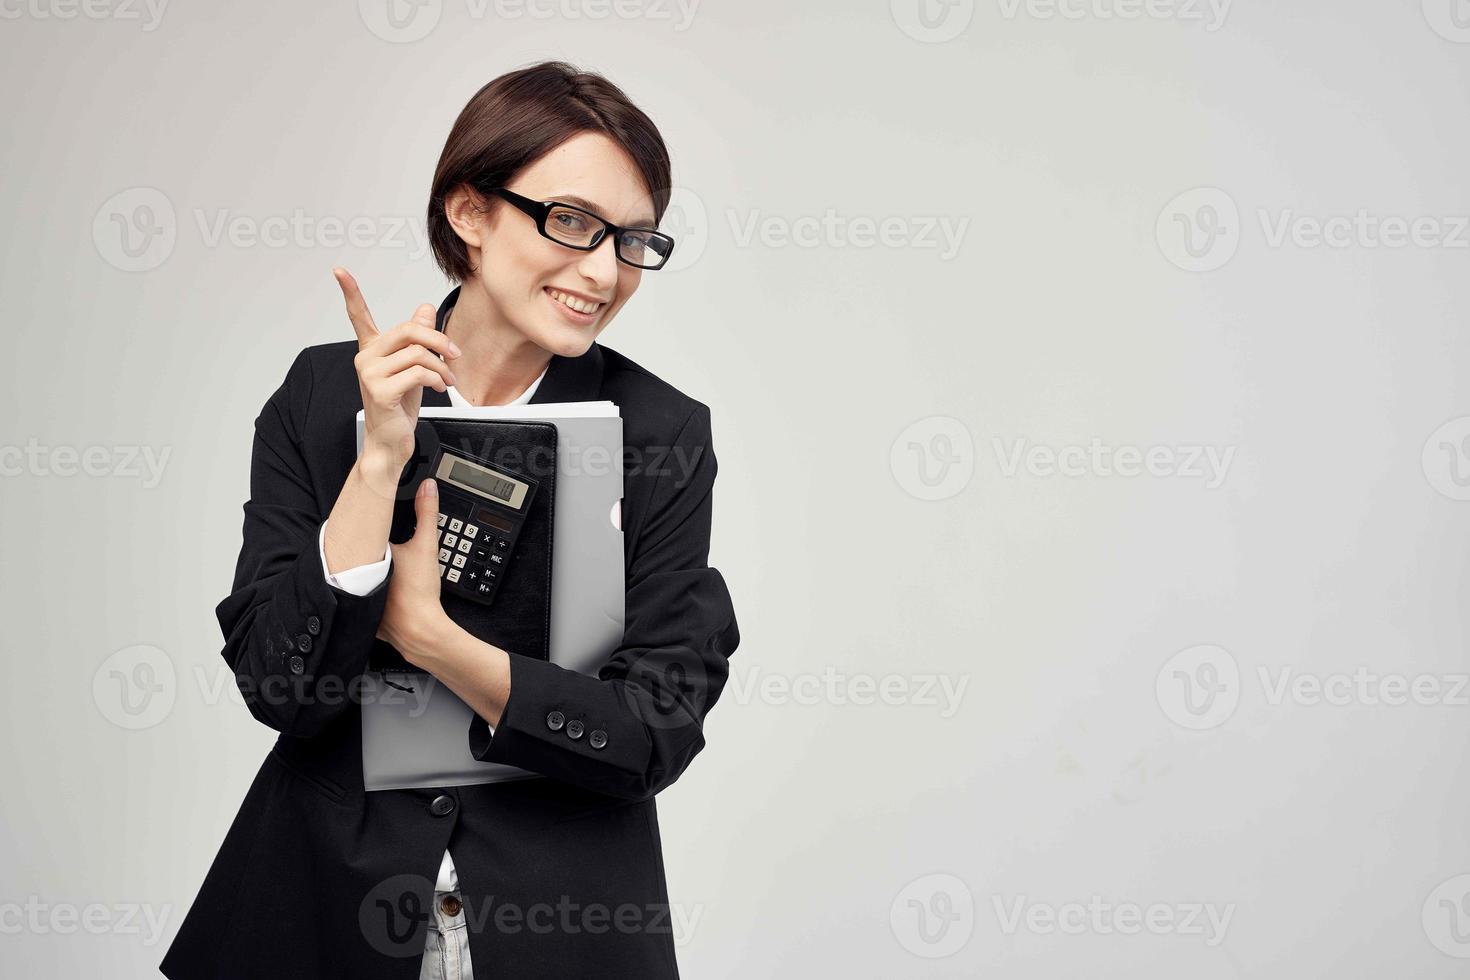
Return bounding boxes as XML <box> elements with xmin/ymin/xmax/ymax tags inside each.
<box><xmin>377</xmin><ymin>477</ymin><xmax>454</xmax><ymax>663</ymax></box>
<box><xmin>333</xmin><ymin>267</ymin><xmax>461</xmax><ymax>468</ymax></box>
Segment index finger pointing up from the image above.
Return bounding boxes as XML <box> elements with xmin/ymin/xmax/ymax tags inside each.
<box><xmin>333</xmin><ymin>266</ymin><xmax>380</xmax><ymax>348</ymax></box>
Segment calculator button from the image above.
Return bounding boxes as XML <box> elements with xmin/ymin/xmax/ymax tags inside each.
<box><xmin>446</xmin><ymin>569</ymin><xmax>461</xmax><ymax>583</ymax></box>
<box><xmin>452</xmin><ymin>554</ymin><xmax>467</xmax><ymax>568</ymax></box>
<box><xmin>443</xmin><ymin>534</ymin><xmax>457</xmax><ymax>548</ymax></box>
<box><xmin>449</xmin><ymin>519</ymin><xmax>463</xmax><ymax>533</ymax></box>
<box><xmin>464</xmin><ymin>524</ymin><xmax>478</xmax><ymax>539</ymax></box>
<box><xmin>489</xmin><ymin>553</ymin><xmax>504</xmax><ymax>565</ymax></box>
<box><xmin>438</xmin><ymin>548</ymin><xmax>451</xmax><ymax>563</ymax></box>
<box><xmin>494</xmin><ymin>538</ymin><xmax>509</xmax><ymax>551</ymax></box>
<box><xmin>440</xmin><ymin>564</ymin><xmax>447</xmax><ymax>577</ymax></box>
<box><xmin>477</xmin><ymin>580</ymin><xmax>494</xmax><ymax>596</ymax></box>
<box><xmin>437</xmin><ymin>513</ymin><xmax>447</xmax><ymax>527</ymax></box>
<box><xmin>457</xmin><ymin>539</ymin><xmax>472</xmax><ymax>554</ymax></box>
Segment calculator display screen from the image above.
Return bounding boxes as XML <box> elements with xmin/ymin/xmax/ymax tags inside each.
<box><xmin>436</xmin><ymin>452</ymin><xmax>530</xmax><ymax>509</ymax></box>
<box><xmin>449</xmin><ymin>460</ymin><xmax>514</xmax><ymax>502</ymax></box>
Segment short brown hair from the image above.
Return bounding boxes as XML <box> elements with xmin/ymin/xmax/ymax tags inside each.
<box><xmin>427</xmin><ymin>60</ymin><xmax>673</xmax><ymax>282</ymax></box>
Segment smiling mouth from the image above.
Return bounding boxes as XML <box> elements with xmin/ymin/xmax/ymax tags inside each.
<box><xmin>545</xmin><ymin>287</ymin><xmax>605</xmax><ymax>316</ymax></box>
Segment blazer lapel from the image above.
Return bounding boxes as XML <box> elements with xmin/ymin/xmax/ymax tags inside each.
<box><xmin>425</xmin><ymin>285</ymin><xmax>604</xmax><ymax>408</ymax></box>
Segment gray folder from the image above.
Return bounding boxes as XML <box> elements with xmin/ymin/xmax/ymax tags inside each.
<box><xmin>353</xmin><ymin>405</ymin><xmax>624</xmax><ymax>790</ymax></box>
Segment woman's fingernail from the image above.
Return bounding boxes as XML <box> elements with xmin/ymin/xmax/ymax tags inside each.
<box><xmin>422</xmin><ymin>478</ymin><xmax>438</xmax><ymax>496</ymax></box>
<box><xmin>448</xmin><ymin>342</ymin><xmax>462</xmax><ymax>358</ymax></box>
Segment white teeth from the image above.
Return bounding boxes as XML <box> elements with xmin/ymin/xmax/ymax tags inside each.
<box><xmin>549</xmin><ymin>289</ymin><xmax>602</xmax><ymax>315</ymax></box>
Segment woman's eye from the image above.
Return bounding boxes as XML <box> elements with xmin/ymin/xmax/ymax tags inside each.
<box><xmin>553</xmin><ymin>211</ymin><xmax>589</xmax><ymax>232</ymax></box>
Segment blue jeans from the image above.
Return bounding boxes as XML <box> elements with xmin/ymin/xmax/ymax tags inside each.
<box><xmin>419</xmin><ymin>889</ymin><xmax>473</xmax><ymax>980</ymax></box>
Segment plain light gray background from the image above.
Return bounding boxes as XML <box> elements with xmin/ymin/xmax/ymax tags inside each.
<box><xmin>4</xmin><ymin>1</ymin><xmax>1470</xmax><ymax>976</ymax></box>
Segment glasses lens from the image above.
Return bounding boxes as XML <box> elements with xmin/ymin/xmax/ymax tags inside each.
<box><xmin>544</xmin><ymin>206</ymin><xmax>603</xmax><ymax>247</ymax></box>
<box><xmin>616</xmin><ymin>230</ymin><xmax>675</xmax><ymax>269</ymax></box>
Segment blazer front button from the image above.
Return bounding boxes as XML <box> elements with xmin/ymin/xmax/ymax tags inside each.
<box><xmin>589</xmin><ymin>729</ymin><xmax>607</xmax><ymax>750</ymax></box>
<box><xmin>296</xmin><ymin>634</ymin><xmax>313</xmax><ymax>653</ymax></box>
<box><xmin>546</xmin><ymin>711</ymin><xmax>565</xmax><ymax>731</ymax></box>
<box><xmin>429</xmin><ymin>795</ymin><xmax>455</xmax><ymax>817</ymax></box>
<box><xmin>306</xmin><ymin>615</ymin><xmax>321</xmax><ymax>636</ymax></box>
<box><xmin>288</xmin><ymin>655</ymin><xmax>305</xmax><ymax>675</ymax></box>
<box><xmin>566</xmin><ymin>720</ymin><xmax>585</xmax><ymax>740</ymax></box>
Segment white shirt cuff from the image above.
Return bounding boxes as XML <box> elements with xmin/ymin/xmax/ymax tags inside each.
<box><xmin>319</xmin><ymin>521</ymin><xmax>391</xmax><ymax>595</ymax></box>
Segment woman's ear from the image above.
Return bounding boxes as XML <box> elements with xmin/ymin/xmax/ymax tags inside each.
<box><xmin>443</xmin><ymin>184</ymin><xmax>487</xmax><ymax>250</ymax></box>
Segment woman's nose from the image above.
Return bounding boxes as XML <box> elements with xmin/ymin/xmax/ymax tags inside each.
<box><xmin>575</xmin><ymin>234</ymin><xmax>621</xmax><ymax>287</ymax></box>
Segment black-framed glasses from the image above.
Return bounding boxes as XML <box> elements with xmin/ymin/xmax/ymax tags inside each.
<box><xmin>486</xmin><ymin>187</ymin><xmax>676</xmax><ymax>270</ymax></box>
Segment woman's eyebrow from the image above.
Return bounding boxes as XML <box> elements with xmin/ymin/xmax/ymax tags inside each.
<box><xmin>556</xmin><ymin>193</ymin><xmax>657</xmax><ymax>228</ymax></box>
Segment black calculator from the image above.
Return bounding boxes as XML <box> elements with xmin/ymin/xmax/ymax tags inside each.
<box><xmin>431</xmin><ymin>446</ymin><xmax>540</xmax><ymax>606</ymax></box>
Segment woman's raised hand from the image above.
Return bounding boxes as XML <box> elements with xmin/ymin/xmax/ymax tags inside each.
<box><xmin>333</xmin><ymin>267</ymin><xmax>461</xmax><ymax>466</ymax></box>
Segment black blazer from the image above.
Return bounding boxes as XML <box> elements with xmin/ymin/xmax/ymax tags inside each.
<box><xmin>160</xmin><ymin>287</ymin><xmax>740</xmax><ymax>979</ymax></box>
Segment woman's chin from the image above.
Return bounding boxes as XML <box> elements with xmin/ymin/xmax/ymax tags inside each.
<box><xmin>532</xmin><ymin>322</ymin><xmax>601</xmax><ymax>359</ymax></box>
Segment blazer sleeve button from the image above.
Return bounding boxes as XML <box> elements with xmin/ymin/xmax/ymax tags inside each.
<box><xmin>566</xmin><ymin>720</ymin><xmax>585</xmax><ymax>740</ymax></box>
<box><xmin>288</xmin><ymin>655</ymin><xmax>305</xmax><ymax>675</ymax></box>
<box><xmin>296</xmin><ymin>634</ymin><xmax>313</xmax><ymax>653</ymax></box>
<box><xmin>546</xmin><ymin>711</ymin><xmax>565</xmax><ymax>731</ymax></box>
<box><xmin>306</xmin><ymin>615</ymin><xmax>321</xmax><ymax>636</ymax></box>
<box><xmin>589</xmin><ymin>729</ymin><xmax>607</xmax><ymax>750</ymax></box>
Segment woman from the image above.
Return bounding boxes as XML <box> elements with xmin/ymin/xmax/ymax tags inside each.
<box><xmin>160</xmin><ymin>61</ymin><xmax>740</xmax><ymax>980</ymax></box>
